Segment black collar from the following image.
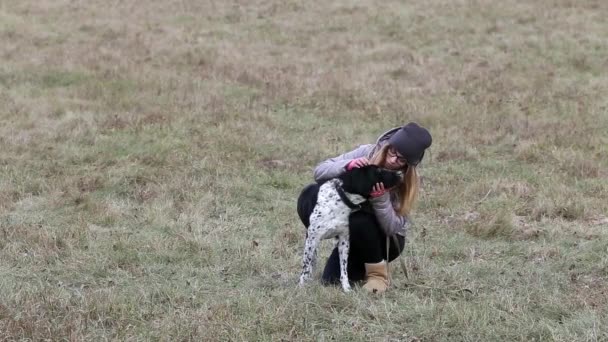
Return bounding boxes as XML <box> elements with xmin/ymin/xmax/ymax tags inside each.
<box><xmin>334</xmin><ymin>182</ymin><xmax>361</xmax><ymax>211</ymax></box>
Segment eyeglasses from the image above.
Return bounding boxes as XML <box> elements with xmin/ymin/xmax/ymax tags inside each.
<box><xmin>387</xmin><ymin>147</ymin><xmax>407</xmax><ymax>165</ymax></box>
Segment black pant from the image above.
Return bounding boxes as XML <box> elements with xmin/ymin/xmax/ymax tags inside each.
<box><xmin>296</xmin><ymin>183</ymin><xmax>405</xmax><ymax>284</ymax></box>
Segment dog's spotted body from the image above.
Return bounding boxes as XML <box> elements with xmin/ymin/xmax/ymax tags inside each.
<box><xmin>299</xmin><ymin>179</ymin><xmax>365</xmax><ymax>291</ymax></box>
<box><xmin>298</xmin><ymin>165</ymin><xmax>402</xmax><ymax>292</ymax></box>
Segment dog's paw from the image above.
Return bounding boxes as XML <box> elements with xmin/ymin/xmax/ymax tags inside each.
<box><xmin>341</xmin><ymin>284</ymin><xmax>352</xmax><ymax>293</ymax></box>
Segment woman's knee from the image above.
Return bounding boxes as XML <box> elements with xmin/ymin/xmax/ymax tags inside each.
<box><xmin>349</xmin><ymin>212</ymin><xmax>382</xmax><ymax>240</ymax></box>
<box><xmin>387</xmin><ymin>235</ymin><xmax>406</xmax><ymax>261</ymax></box>
<box><xmin>348</xmin><ymin>212</ymin><xmax>384</xmax><ymax>262</ymax></box>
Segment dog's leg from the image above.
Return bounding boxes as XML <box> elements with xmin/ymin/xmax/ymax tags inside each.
<box><xmin>299</xmin><ymin>227</ymin><xmax>321</xmax><ymax>286</ymax></box>
<box><xmin>310</xmin><ymin>247</ymin><xmax>318</xmax><ymax>273</ymax></box>
<box><xmin>337</xmin><ymin>233</ymin><xmax>352</xmax><ymax>292</ymax></box>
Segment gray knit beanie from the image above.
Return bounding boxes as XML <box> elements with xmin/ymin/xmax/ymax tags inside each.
<box><xmin>387</xmin><ymin>122</ymin><xmax>432</xmax><ymax>166</ymax></box>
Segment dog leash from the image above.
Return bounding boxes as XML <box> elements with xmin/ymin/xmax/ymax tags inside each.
<box><xmin>386</xmin><ymin>235</ymin><xmax>409</xmax><ymax>281</ymax></box>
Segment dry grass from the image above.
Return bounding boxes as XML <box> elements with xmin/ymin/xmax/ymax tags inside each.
<box><xmin>1</xmin><ymin>0</ymin><xmax>608</xmax><ymax>340</ymax></box>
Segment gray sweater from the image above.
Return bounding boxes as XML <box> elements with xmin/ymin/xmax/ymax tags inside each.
<box><xmin>313</xmin><ymin>128</ymin><xmax>410</xmax><ymax>237</ymax></box>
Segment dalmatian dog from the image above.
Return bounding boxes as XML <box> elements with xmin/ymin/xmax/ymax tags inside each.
<box><xmin>298</xmin><ymin>165</ymin><xmax>402</xmax><ymax>292</ymax></box>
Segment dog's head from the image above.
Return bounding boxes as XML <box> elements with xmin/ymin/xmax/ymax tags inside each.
<box><xmin>339</xmin><ymin>165</ymin><xmax>403</xmax><ymax>197</ymax></box>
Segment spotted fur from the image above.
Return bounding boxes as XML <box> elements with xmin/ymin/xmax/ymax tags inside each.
<box><xmin>298</xmin><ymin>179</ymin><xmax>365</xmax><ymax>291</ymax></box>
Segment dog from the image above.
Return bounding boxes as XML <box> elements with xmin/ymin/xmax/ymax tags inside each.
<box><xmin>298</xmin><ymin>165</ymin><xmax>402</xmax><ymax>292</ymax></box>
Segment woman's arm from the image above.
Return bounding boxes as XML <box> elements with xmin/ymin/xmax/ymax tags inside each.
<box><xmin>313</xmin><ymin>144</ymin><xmax>374</xmax><ymax>182</ymax></box>
<box><xmin>370</xmin><ymin>194</ymin><xmax>409</xmax><ymax>236</ymax></box>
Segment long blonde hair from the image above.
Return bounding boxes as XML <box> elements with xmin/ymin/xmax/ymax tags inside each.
<box><xmin>368</xmin><ymin>144</ymin><xmax>419</xmax><ymax>216</ymax></box>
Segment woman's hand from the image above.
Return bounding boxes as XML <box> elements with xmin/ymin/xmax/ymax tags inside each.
<box><xmin>370</xmin><ymin>182</ymin><xmax>387</xmax><ymax>198</ymax></box>
<box><xmin>346</xmin><ymin>157</ymin><xmax>369</xmax><ymax>170</ymax></box>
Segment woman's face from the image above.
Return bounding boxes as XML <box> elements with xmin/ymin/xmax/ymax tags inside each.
<box><xmin>385</xmin><ymin>146</ymin><xmax>407</xmax><ymax>170</ymax></box>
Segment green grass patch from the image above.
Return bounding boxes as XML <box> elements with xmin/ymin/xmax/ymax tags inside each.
<box><xmin>1</xmin><ymin>0</ymin><xmax>607</xmax><ymax>340</ymax></box>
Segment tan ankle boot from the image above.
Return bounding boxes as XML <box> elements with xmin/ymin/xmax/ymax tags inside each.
<box><xmin>362</xmin><ymin>261</ymin><xmax>390</xmax><ymax>294</ymax></box>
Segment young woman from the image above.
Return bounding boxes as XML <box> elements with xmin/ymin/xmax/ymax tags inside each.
<box><xmin>296</xmin><ymin>122</ymin><xmax>432</xmax><ymax>294</ymax></box>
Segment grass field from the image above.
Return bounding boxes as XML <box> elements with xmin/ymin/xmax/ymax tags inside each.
<box><xmin>1</xmin><ymin>0</ymin><xmax>607</xmax><ymax>340</ymax></box>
